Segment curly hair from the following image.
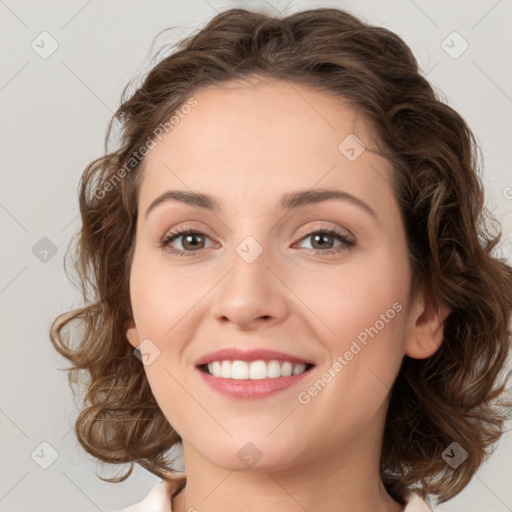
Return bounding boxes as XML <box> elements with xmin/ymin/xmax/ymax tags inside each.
<box><xmin>49</xmin><ymin>6</ymin><xmax>512</xmax><ymax>505</ymax></box>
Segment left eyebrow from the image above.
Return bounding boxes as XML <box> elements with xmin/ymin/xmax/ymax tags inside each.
<box><xmin>145</xmin><ymin>187</ymin><xmax>378</xmax><ymax>222</ymax></box>
<box><xmin>280</xmin><ymin>188</ymin><xmax>378</xmax><ymax>221</ymax></box>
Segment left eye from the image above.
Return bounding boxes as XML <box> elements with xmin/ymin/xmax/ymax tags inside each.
<box><xmin>294</xmin><ymin>229</ymin><xmax>355</xmax><ymax>255</ymax></box>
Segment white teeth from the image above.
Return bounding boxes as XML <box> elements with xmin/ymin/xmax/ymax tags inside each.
<box><xmin>221</xmin><ymin>360</ymin><xmax>231</xmax><ymax>378</ymax></box>
<box><xmin>293</xmin><ymin>363</ymin><xmax>306</xmax><ymax>375</ymax></box>
<box><xmin>231</xmin><ymin>360</ymin><xmax>249</xmax><ymax>379</ymax></box>
<box><xmin>281</xmin><ymin>362</ymin><xmax>293</xmax><ymax>377</ymax></box>
<box><xmin>249</xmin><ymin>360</ymin><xmax>267</xmax><ymax>380</ymax></box>
<box><xmin>267</xmin><ymin>360</ymin><xmax>281</xmax><ymax>378</ymax></box>
<box><xmin>205</xmin><ymin>359</ymin><xmax>309</xmax><ymax>379</ymax></box>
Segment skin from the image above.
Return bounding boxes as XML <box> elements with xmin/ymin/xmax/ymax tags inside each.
<box><xmin>126</xmin><ymin>77</ymin><xmax>449</xmax><ymax>512</ymax></box>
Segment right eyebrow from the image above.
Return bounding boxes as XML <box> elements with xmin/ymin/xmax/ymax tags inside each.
<box><xmin>145</xmin><ymin>190</ymin><xmax>219</xmax><ymax>218</ymax></box>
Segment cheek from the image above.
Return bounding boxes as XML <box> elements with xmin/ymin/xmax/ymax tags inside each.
<box><xmin>301</xmin><ymin>250</ymin><xmax>409</xmax><ymax>338</ymax></box>
<box><xmin>129</xmin><ymin>247</ymin><xmax>196</xmax><ymax>335</ymax></box>
<box><xmin>297</xmin><ymin>250</ymin><xmax>410</xmax><ymax>389</ymax></box>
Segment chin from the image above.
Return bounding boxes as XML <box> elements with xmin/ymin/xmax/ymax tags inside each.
<box><xmin>188</xmin><ymin>435</ymin><xmax>302</xmax><ymax>472</ymax></box>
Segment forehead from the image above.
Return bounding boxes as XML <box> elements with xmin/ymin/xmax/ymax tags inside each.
<box><xmin>138</xmin><ymin>78</ymin><xmax>395</xmax><ymax>217</ymax></box>
<box><xmin>147</xmin><ymin>77</ymin><xmax>370</xmax><ymax>160</ymax></box>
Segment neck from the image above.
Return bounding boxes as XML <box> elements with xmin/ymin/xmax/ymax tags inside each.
<box><xmin>172</xmin><ymin>408</ymin><xmax>404</xmax><ymax>512</ymax></box>
<box><xmin>174</xmin><ymin>461</ymin><xmax>403</xmax><ymax>512</ymax></box>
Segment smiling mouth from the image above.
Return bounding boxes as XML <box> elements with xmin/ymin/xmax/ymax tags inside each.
<box><xmin>198</xmin><ymin>360</ymin><xmax>315</xmax><ymax>380</ymax></box>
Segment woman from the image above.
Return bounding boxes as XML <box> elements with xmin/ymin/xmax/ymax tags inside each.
<box><xmin>50</xmin><ymin>7</ymin><xmax>512</xmax><ymax>512</ymax></box>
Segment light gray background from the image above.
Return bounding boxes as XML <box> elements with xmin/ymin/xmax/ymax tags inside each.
<box><xmin>1</xmin><ymin>0</ymin><xmax>511</xmax><ymax>511</ymax></box>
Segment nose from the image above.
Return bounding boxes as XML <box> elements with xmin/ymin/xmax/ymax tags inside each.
<box><xmin>210</xmin><ymin>246</ymin><xmax>289</xmax><ymax>331</ymax></box>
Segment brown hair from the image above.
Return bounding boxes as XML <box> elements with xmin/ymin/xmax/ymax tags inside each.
<box><xmin>50</xmin><ymin>6</ymin><xmax>512</xmax><ymax>505</ymax></box>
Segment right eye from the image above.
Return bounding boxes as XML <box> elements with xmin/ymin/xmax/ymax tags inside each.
<box><xmin>160</xmin><ymin>228</ymin><xmax>216</xmax><ymax>257</ymax></box>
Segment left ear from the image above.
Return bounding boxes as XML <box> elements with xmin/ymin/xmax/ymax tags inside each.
<box><xmin>405</xmin><ymin>285</ymin><xmax>451</xmax><ymax>359</ymax></box>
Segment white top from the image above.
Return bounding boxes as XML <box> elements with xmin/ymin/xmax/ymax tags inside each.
<box><xmin>112</xmin><ymin>473</ymin><xmax>434</xmax><ymax>512</ymax></box>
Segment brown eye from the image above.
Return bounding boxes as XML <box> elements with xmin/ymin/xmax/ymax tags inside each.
<box><xmin>310</xmin><ymin>232</ymin><xmax>336</xmax><ymax>250</ymax></box>
<box><xmin>160</xmin><ymin>229</ymin><xmax>214</xmax><ymax>257</ymax></box>
<box><xmin>180</xmin><ymin>232</ymin><xmax>206</xmax><ymax>250</ymax></box>
<box><xmin>295</xmin><ymin>229</ymin><xmax>355</xmax><ymax>256</ymax></box>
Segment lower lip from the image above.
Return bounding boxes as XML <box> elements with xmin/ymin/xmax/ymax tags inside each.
<box><xmin>197</xmin><ymin>368</ymin><xmax>312</xmax><ymax>399</ymax></box>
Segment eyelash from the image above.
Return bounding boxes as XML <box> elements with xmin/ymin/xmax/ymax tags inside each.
<box><xmin>160</xmin><ymin>226</ymin><xmax>356</xmax><ymax>258</ymax></box>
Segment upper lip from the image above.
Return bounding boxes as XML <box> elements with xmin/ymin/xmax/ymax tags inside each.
<box><xmin>195</xmin><ymin>347</ymin><xmax>315</xmax><ymax>367</ymax></box>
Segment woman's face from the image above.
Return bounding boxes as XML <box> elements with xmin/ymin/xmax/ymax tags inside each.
<box><xmin>126</xmin><ymin>78</ymin><xmax>440</xmax><ymax>472</ymax></box>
